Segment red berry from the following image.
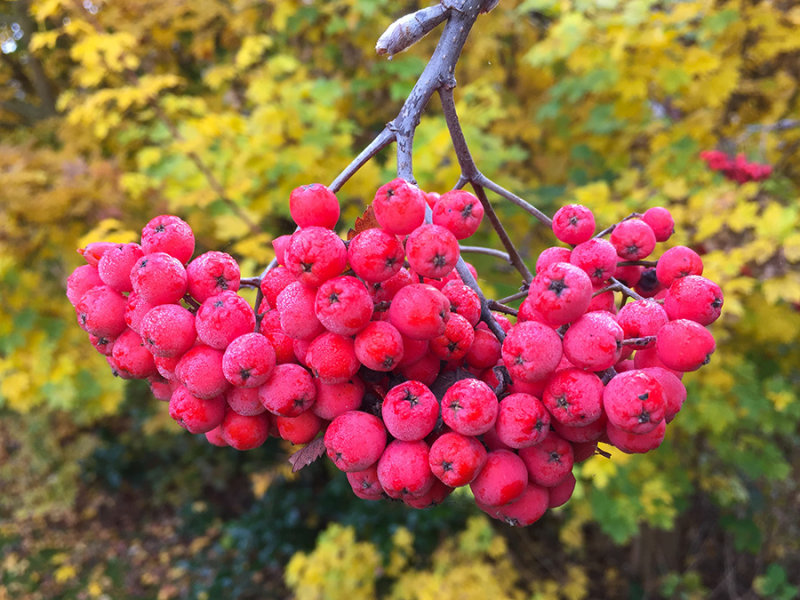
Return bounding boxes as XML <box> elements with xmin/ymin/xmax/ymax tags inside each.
<box><xmin>398</xmin><ymin>352</ymin><xmax>441</xmax><ymax>386</ymax></box>
<box><xmin>66</xmin><ymin>264</ymin><xmax>103</xmax><ymax>307</ymax></box>
<box><xmin>382</xmin><ymin>381</ymin><xmax>439</xmax><ymax>442</ymax></box>
<box><xmin>195</xmin><ymin>291</ymin><xmax>256</xmax><ymax>350</ymax></box>
<box><xmin>124</xmin><ymin>293</ymin><xmax>156</xmax><ymax>335</ymax></box>
<box><xmin>663</xmin><ymin>275</ymin><xmax>723</xmax><ymax>325</ymax></box>
<box><xmin>441</xmin><ymin>281</ymin><xmax>481</xmax><ymax>327</ymax></box>
<box><xmin>258</xmin><ymin>309</ymin><xmax>296</xmax><ymax>364</ymax></box>
<box><xmin>536</xmin><ymin>246</ymin><xmax>572</xmax><ymax>274</ymax></box>
<box><xmin>470</xmin><ymin>449</ymin><xmax>528</xmax><ymax>507</ymax></box>
<box><xmin>274</xmin><ymin>411</ymin><xmax>323</xmax><ymax>445</ymax></box>
<box><xmin>527</xmin><ymin>262</ymin><xmax>593</xmax><ymax>326</ymax></box>
<box><xmin>641</xmin><ymin>366</ymin><xmax>686</xmax><ymax>423</ymax></box>
<box><xmin>311</xmin><ymin>376</ymin><xmax>365</xmax><ymax>420</ymax></box>
<box><xmin>655</xmin><ymin>246</ymin><xmax>703</xmax><ymax>287</ymax></box>
<box><xmin>226</xmin><ymin>386</ymin><xmax>266</xmax><ymax>416</ymax></box>
<box><xmin>315</xmin><ymin>276</ymin><xmax>373</xmax><ymax>336</ymax></box>
<box><xmin>656</xmin><ymin>319</ymin><xmax>716</xmax><ymax>372</ymax></box>
<box><xmin>370</xmin><ymin>267</ymin><xmax>414</xmax><ymax>303</ymax></box>
<box><xmin>430</xmin><ymin>312</ymin><xmax>475</xmax><ymax>361</ymax></box>
<box><xmin>465</xmin><ymin>328</ymin><xmax>502</xmax><ymax>370</ymax></box>
<box><xmin>78</xmin><ymin>241</ymin><xmax>117</xmax><ymax>266</ymax></box>
<box><xmin>169</xmin><ymin>385</ymin><xmax>226</xmax><ymax>434</ymax></box>
<box><xmin>372</xmin><ymin>178</ymin><xmax>426</xmax><ymax>235</ymax></box>
<box><xmin>642</xmin><ymin>207</ymin><xmax>674</xmax><ymax>242</ymax></box>
<box><xmin>548</xmin><ymin>472</ymin><xmax>576</xmax><ymax>508</ymax></box>
<box><xmin>204</xmin><ymin>425</ymin><xmax>228</xmax><ymax>447</ymax></box>
<box><xmin>404</xmin><ymin>479</ymin><xmax>453</xmax><ymax>509</ymax></box>
<box><xmin>405</xmin><ymin>224</ymin><xmax>460</xmax><ymax>280</ymax></box>
<box><xmin>354</xmin><ymin>321</ymin><xmax>404</xmax><ymax>371</ymax></box>
<box><xmin>186</xmin><ymin>251</ymin><xmax>241</xmax><ymax>303</ymax></box>
<box><xmin>75</xmin><ymin>285</ymin><xmax>128</xmax><ymax>338</ymax></box>
<box><xmin>562</xmin><ymin>311</ymin><xmax>623</xmax><ymax>371</ymax></box>
<box><xmin>305</xmin><ymin>332</ymin><xmax>360</xmax><ymax>384</ymax></box>
<box><xmin>543</xmin><ymin>368</ymin><xmax>604</xmax><ymax>427</ymax></box>
<box><xmin>616</xmin><ymin>299</ymin><xmax>668</xmax><ymax>346</ymax></box>
<box><xmin>324</xmin><ymin>410</ymin><xmax>387</xmax><ymax>472</ymax></box>
<box><xmin>377</xmin><ymin>440</ymin><xmax>435</xmax><ymax>499</ymax></box>
<box><xmin>140</xmin><ymin>304</ymin><xmax>196</xmax><ymax>358</ymax></box>
<box><xmin>176</xmin><ymin>345</ymin><xmax>229</xmax><ymax>400</ymax></box>
<box><xmin>610</xmin><ymin>218</ymin><xmax>656</xmax><ymax>260</ymax></box>
<box><xmin>259</xmin><ymin>266</ymin><xmax>296</xmax><ymax>309</ymax></box>
<box><xmin>141</xmin><ymin>215</ymin><xmax>195</xmax><ymax>264</ymax></box>
<box><xmin>388</xmin><ymin>283</ymin><xmax>450</xmax><ymax>340</ymax></box>
<box><xmin>276</xmin><ymin>281</ymin><xmax>325</xmax><ymax>341</ymax></box>
<box><xmin>97</xmin><ymin>243</ymin><xmax>143</xmax><ymax>293</ymax></box>
<box><xmin>289</xmin><ymin>183</ymin><xmax>340</xmax><ymax>229</ymax></box>
<box><xmin>494</xmin><ymin>480</ymin><xmax>550</xmax><ymax>524</ymax></box>
<box><xmin>428</xmin><ymin>432</ymin><xmax>487</xmax><ymax>487</ymax></box>
<box><xmin>432</xmin><ymin>190</ymin><xmax>484</xmax><ymax>240</ymax></box>
<box><xmin>130</xmin><ymin>252</ymin><xmax>189</xmax><ymax>306</ymax></box>
<box><xmin>603</xmin><ymin>370</ymin><xmax>665</xmax><ymax>434</ymax></box>
<box><xmin>518</xmin><ymin>431</ymin><xmax>574</xmax><ymax>487</ymax></box>
<box><xmin>570</xmin><ymin>238</ymin><xmax>617</xmax><ymax>284</ymax></box>
<box><xmin>495</xmin><ymin>392</ymin><xmax>551</xmax><ymax>449</ymax></box>
<box><xmin>259</xmin><ymin>363</ymin><xmax>316</xmax><ymax>417</ymax></box>
<box><xmin>347</xmin><ymin>465</ymin><xmax>384</xmax><ymax>500</ymax></box>
<box><xmin>606</xmin><ymin>419</ymin><xmax>666</xmax><ymax>454</ymax></box>
<box><xmin>111</xmin><ymin>328</ymin><xmax>156</xmax><ymax>379</ymax></box>
<box><xmin>221</xmin><ymin>411</ymin><xmax>271</xmax><ymax>450</ymax></box>
<box><xmin>441</xmin><ymin>378</ymin><xmax>498</xmax><ymax>436</ymax></box>
<box><xmin>501</xmin><ymin>321</ymin><xmax>563</xmax><ymax>383</ymax></box>
<box><xmin>90</xmin><ymin>334</ymin><xmax>116</xmax><ymax>356</ymax></box>
<box><xmin>222</xmin><ymin>332</ymin><xmax>276</xmax><ymax>388</ymax></box>
<box><xmin>551</xmin><ymin>412</ymin><xmax>607</xmax><ymax>443</ymax></box>
<box><xmin>552</xmin><ymin>204</ymin><xmax>595</xmax><ymax>245</ymax></box>
<box><xmin>347</xmin><ymin>228</ymin><xmax>404</xmax><ymax>283</ymax></box>
<box><xmin>284</xmin><ymin>226</ymin><xmax>348</xmax><ymax>288</ymax></box>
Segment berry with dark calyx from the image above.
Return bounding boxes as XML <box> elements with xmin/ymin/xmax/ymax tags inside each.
<box><xmin>432</xmin><ymin>189</ymin><xmax>485</xmax><ymax>240</ymax></box>
<box><xmin>655</xmin><ymin>246</ymin><xmax>703</xmax><ymax>287</ymax></box>
<box><xmin>284</xmin><ymin>226</ymin><xmax>348</xmax><ymax>288</ymax></box>
<box><xmin>75</xmin><ymin>285</ymin><xmax>128</xmax><ymax>338</ymax></box>
<box><xmin>495</xmin><ymin>482</ymin><xmax>550</xmax><ymax>526</ymax></box>
<box><xmin>305</xmin><ymin>332</ymin><xmax>360</xmax><ymax>384</ymax></box>
<box><xmin>552</xmin><ymin>204</ymin><xmax>595</xmax><ymax>245</ymax></box>
<box><xmin>656</xmin><ymin>319</ymin><xmax>716</xmax><ymax>372</ymax></box>
<box><xmin>176</xmin><ymin>345</ymin><xmax>230</xmax><ymax>400</ymax></box>
<box><xmin>168</xmin><ymin>385</ymin><xmax>226</xmax><ymax>434</ymax></box>
<box><xmin>259</xmin><ymin>363</ymin><xmax>316</xmax><ymax>417</ymax></box>
<box><xmin>441</xmin><ymin>378</ymin><xmax>499</xmax><ymax>436</ymax></box>
<box><xmin>275</xmin><ymin>411</ymin><xmax>323</xmax><ymax>445</ymax></box>
<box><xmin>543</xmin><ymin>367</ymin><xmax>604</xmax><ymax>427</ymax></box>
<box><xmin>527</xmin><ymin>262</ymin><xmax>593</xmax><ymax>326</ymax></box>
<box><xmin>536</xmin><ymin>246</ymin><xmax>572</xmax><ymax>274</ymax></box>
<box><xmin>428</xmin><ymin>432</ymin><xmax>487</xmax><ymax>487</ymax></box>
<box><xmin>610</xmin><ymin>218</ymin><xmax>656</xmax><ymax>260</ymax></box>
<box><xmin>195</xmin><ymin>291</ymin><xmax>256</xmax><ymax>350</ymax></box>
<box><xmin>290</xmin><ymin>183</ymin><xmax>340</xmax><ymax>229</ymax></box>
<box><xmin>502</xmin><ymin>321</ymin><xmax>563</xmax><ymax>383</ymax></box>
<box><xmin>370</xmin><ymin>267</ymin><xmax>414</xmax><ymax>303</ymax></box>
<box><xmin>315</xmin><ymin>275</ymin><xmax>373</xmax><ymax>336</ymax></box>
<box><xmin>495</xmin><ymin>392</ymin><xmax>551</xmax><ymax>449</ymax></box>
<box><xmin>66</xmin><ymin>264</ymin><xmax>103</xmax><ymax>307</ymax></box>
<box><xmin>140</xmin><ymin>304</ymin><xmax>196</xmax><ymax>358</ymax></box>
<box><xmin>111</xmin><ymin>328</ymin><xmax>157</xmax><ymax>379</ymax></box>
<box><xmin>382</xmin><ymin>380</ymin><xmax>439</xmax><ymax>442</ymax></box>
<box><xmin>377</xmin><ymin>439</ymin><xmax>436</xmax><ymax>499</ymax></box>
<box><xmin>607</xmin><ymin>419</ymin><xmax>666</xmax><ymax>454</ymax></box>
<box><xmin>130</xmin><ymin>252</ymin><xmax>189</xmax><ymax>306</ymax></box>
<box><xmin>562</xmin><ymin>311</ymin><xmax>624</xmax><ymax>371</ymax></box>
<box><xmin>141</xmin><ymin>215</ymin><xmax>195</xmax><ymax>264</ymax></box>
<box><xmin>222</xmin><ymin>332</ymin><xmax>276</xmax><ymax>388</ymax></box>
<box><xmin>221</xmin><ymin>411</ymin><xmax>271</xmax><ymax>451</ymax></box>
<box><xmin>388</xmin><ymin>283</ymin><xmax>450</xmax><ymax>340</ymax></box>
<box><xmin>548</xmin><ymin>472</ymin><xmax>576</xmax><ymax>508</ymax></box>
<box><xmin>663</xmin><ymin>275</ymin><xmax>724</xmax><ymax>325</ymax></box>
<box><xmin>642</xmin><ymin>207</ymin><xmax>674</xmax><ymax>242</ymax></box>
<box><xmin>570</xmin><ymin>238</ymin><xmax>618</xmax><ymax>284</ymax></box>
<box><xmin>259</xmin><ymin>266</ymin><xmax>296</xmax><ymax>309</ymax></box>
<box><xmin>89</xmin><ymin>334</ymin><xmax>115</xmax><ymax>356</ymax></box>
<box><xmin>518</xmin><ymin>431</ymin><xmax>574</xmax><ymax>487</ymax></box>
<box><xmin>97</xmin><ymin>243</ymin><xmax>144</xmax><ymax>293</ymax></box>
<box><xmin>616</xmin><ymin>299</ymin><xmax>668</xmax><ymax>346</ymax></box>
<box><xmin>603</xmin><ymin>369</ymin><xmax>665</xmax><ymax>434</ymax></box>
<box><xmin>430</xmin><ymin>312</ymin><xmax>475</xmax><ymax>361</ymax></box>
<box><xmin>347</xmin><ymin>228</ymin><xmax>404</xmax><ymax>283</ymax></box>
<box><xmin>226</xmin><ymin>386</ymin><xmax>266</xmax><ymax>416</ymax></box>
<box><xmin>347</xmin><ymin>465</ymin><xmax>384</xmax><ymax>501</ymax></box>
<box><xmin>641</xmin><ymin>366</ymin><xmax>686</xmax><ymax>423</ymax></box>
<box><xmin>405</xmin><ymin>224</ymin><xmax>460</xmax><ymax>279</ymax></box>
<box><xmin>470</xmin><ymin>449</ymin><xmax>528</xmax><ymax>507</ymax></box>
<box><xmin>186</xmin><ymin>251</ymin><xmax>241</xmax><ymax>303</ymax></box>
<box><xmin>372</xmin><ymin>178</ymin><xmax>427</xmax><ymax>235</ymax></box>
<box><xmin>311</xmin><ymin>376</ymin><xmax>365</xmax><ymax>420</ymax></box>
<box><xmin>355</xmin><ymin>321</ymin><xmax>404</xmax><ymax>371</ymax></box>
<box><xmin>324</xmin><ymin>410</ymin><xmax>387</xmax><ymax>472</ymax></box>
<box><xmin>441</xmin><ymin>281</ymin><xmax>481</xmax><ymax>327</ymax></box>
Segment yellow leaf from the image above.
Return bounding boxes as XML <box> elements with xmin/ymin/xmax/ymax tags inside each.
<box><xmin>54</xmin><ymin>564</ymin><xmax>77</xmax><ymax>584</ymax></box>
<box><xmin>235</xmin><ymin>35</ymin><xmax>274</xmax><ymax>70</ymax></box>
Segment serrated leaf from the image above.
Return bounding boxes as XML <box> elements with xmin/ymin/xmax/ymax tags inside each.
<box><xmin>288</xmin><ymin>437</ymin><xmax>326</xmax><ymax>473</ymax></box>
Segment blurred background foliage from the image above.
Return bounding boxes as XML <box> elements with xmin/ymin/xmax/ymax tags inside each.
<box><xmin>1</xmin><ymin>0</ymin><xmax>799</xmax><ymax>597</ymax></box>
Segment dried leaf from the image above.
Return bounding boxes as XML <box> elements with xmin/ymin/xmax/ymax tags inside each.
<box><xmin>288</xmin><ymin>437</ymin><xmax>326</xmax><ymax>472</ymax></box>
<box><xmin>347</xmin><ymin>205</ymin><xmax>380</xmax><ymax>240</ymax></box>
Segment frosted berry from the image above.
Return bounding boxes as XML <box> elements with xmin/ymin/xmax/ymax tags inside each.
<box><xmin>378</xmin><ymin>440</ymin><xmax>436</xmax><ymax>499</ymax></box>
<box><xmin>570</xmin><ymin>238</ymin><xmax>617</xmax><ymax>284</ymax></box>
<box><xmin>124</xmin><ymin>293</ymin><xmax>156</xmax><ymax>335</ymax></box>
<box><xmin>195</xmin><ymin>291</ymin><xmax>256</xmax><ymax>350</ymax></box>
<box><xmin>543</xmin><ymin>368</ymin><xmax>604</xmax><ymax>427</ymax></box>
<box><xmin>428</xmin><ymin>432</ymin><xmax>487</xmax><ymax>487</ymax></box>
<box><xmin>441</xmin><ymin>378</ymin><xmax>498</xmax><ymax>436</ymax></box>
<box><xmin>552</xmin><ymin>204</ymin><xmax>595</xmax><ymax>245</ymax></box>
<box><xmin>372</xmin><ymin>178</ymin><xmax>427</xmax><ymax>235</ymax></box>
<box><xmin>616</xmin><ymin>299</ymin><xmax>668</xmax><ymax>346</ymax></box>
<box><xmin>259</xmin><ymin>363</ymin><xmax>316</xmax><ymax>417</ymax></box>
<box><xmin>186</xmin><ymin>251</ymin><xmax>241</xmax><ymax>303</ymax></box>
<box><xmin>226</xmin><ymin>386</ymin><xmax>266</xmax><ymax>416</ymax></box>
<box><xmin>66</xmin><ymin>264</ymin><xmax>103</xmax><ymax>307</ymax></box>
<box><xmin>430</xmin><ymin>312</ymin><xmax>474</xmax><ymax>361</ymax></box>
<box><xmin>607</xmin><ymin>419</ymin><xmax>666</xmax><ymax>454</ymax></box>
<box><xmin>370</xmin><ymin>267</ymin><xmax>414</xmax><ymax>303</ymax></box>
<box><xmin>405</xmin><ymin>224</ymin><xmax>460</xmax><ymax>279</ymax></box>
<box><xmin>311</xmin><ymin>376</ymin><xmax>365</xmax><ymax>420</ymax></box>
<box><xmin>222</xmin><ymin>332</ymin><xmax>276</xmax><ymax>388</ymax></box>
<box><xmin>388</xmin><ymin>283</ymin><xmax>450</xmax><ymax>340</ymax></box>
<box><xmin>129</xmin><ymin>252</ymin><xmax>189</xmax><ymax>306</ymax></box>
<box><xmin>347</xmin><ymin>465</ymin><xmax>384</xmax><ymax>501</ymax></box>
<box><xmin>441</xmin><ymin>281</ymin><xmax>481</xmax><ymax>327</ymax></box>
<box><xmin>168</xmin><ymin>385</ymin><xmax>226</xmax><ymax>434</ymax></box>
<box><xmin>305</xmin><ymin>332</ymin><xmax>360</xmax><ymax>384</ymax></box>
<box><xmin>324</xmin><ymin>410</ymin><xmax>387</xmax><ymax>472</ymax></box>
<box><xmin>655</xmin><ymin>246</ymin><xmax>703</xmax><ymax>287</ymax></box>
<box><xmin>275</xmin><ymin>410</ymin><xmax>323</xmax><ymax>445</ymax></box>
<box><xmin>603</xmin><ymin>370</ymin><xmax>665</xmax><ymax>434</ymax></box>
<box><xmin>289</xmin><ymin>183</ymin><xmax>340</xmax><ymax>229</ymax></box>
<box><xmin>221</xmin><ymin>411</ymin><xmax>271</xmax><ymax>451</ymax></box>
<box><xmin>258</xmin><ymin>309</ymin><xmax>297</xmax><ymax>364</ymax></box>
<box><xmin>527</xmin><ymin>262</ymin><xmax>593</xmax><ymax>326</ymax></box>
<box><xmin>111</xmin><ymin>328</ymin><xmax>156</xmax><ymax>379</ymax></box>
<box><xmin>176</xmin><ymin>345</ymin><xmax>229</xmax><ymax>400</ymax></box>
<box><xmin>551</xmin><ymin>412</ymin><xmax>607</xmax><ymax>443</ymax></box>
<box><xmin>315</xmin><ymin>275</ymin><xmax>373</xmax><ymax>336</ymax></box>
<box><xmin>276</xmin><ymin>281</ymin><xmax>325</xmax><ymax>341</ymax></box>
<box><xmin>347</xmin><ymin>228</ymin><xmax>404</xmax><ymax>283</ymax></box>
<box><xmin>76</xmin><ymin>285</ymin><xmax>128</xmax><ymax>338</ymax></box>
<box><xmin>97</xmin><ymin>243</ymin><xmax>143</xmax><ymax>293</ymax></box>
<box><xmin>354</xmin><ymin>321</ymin><xmax>404</xmax><ymax>371</ymax></box>
<box><xmin>259</xmin><ymin>266</ymin><xmax>296</xmax><ymax>309</ymax></box>
<box><xmin>284</xmin><ymin>226</ymin><xmax>347</xmax><ymax>288</ymax></box>
<box><xmin>470</xmin><ymin>449</ymin><xmax>528</xmax><ymax>507</ymax></box>
<box><xmin>656</xmin><ymin>319</ymin><xmax>716</xmax><ymax>372</ymax></box>
<box><xmin>140</xmin><ymin>304</ymin><xmax>196</xmax><ymax>358</ymax></box>
<box><xmin>78</xmin><ymin>241</ymin><xmax>117</xmax><ymax>266</ymax></box>
<box><xmin>610</xmin><ymin>218</ymin><xmax>656</xmax><ymax>260</ymax></box>
<box><xmin>536</xmin><ymin>246</ymin><xmax>572</xmax><ymax>274</ymax></box>
<box><xmin>382</xmin><ymin>381</ymin><xmax>439</xmax><ymax>442</ymax></box>
<box><xmin>519</xmin><ymin>431</ymin><xmax>574</xmax><ymax>487</ymax></box>
<box><xmin>641</xmin><ymin>366</ymin><xmax>686</xmax><ymax>423</ymax></box>
<box><xmin>432</xmin><ymin>189</ymin><xmax>484</xmax><ymax>239</ymax></box>
<box><xmin>642</xmin><ymin>207</ymin><xmax>674</xmax><ymax>242</ymax></box>
<box><xmin>141</xmin><ymin>215</ymin><xmax>195</xmax><ymax>264</ymax></box>
<box><xmin>495</xmin><ymin>392</ymin><xmax>551</xmax><ymax>449</ymax></box>
<box><xmin>562</xmin><ymin>311</ymin><xmax>623</xmax><ymax>371</ymax></box>
<box><xmin>465</xmin><ymin>328</ymin><xmax>502</xmax><ymax>370</ymax></box>
<box><xmin>663</xmin><ymin>275</ymin><xmax>723</xmax><ymax>325</ymax></box>
<box><xmin>89</xmin><ymin>334</ymin><xmax>115</xmax><ymax>356</ymax></box>
<box><xmin>501</xmin><ymin>321</ymin><xmax>563</xmax><ymax>383</ymax></box>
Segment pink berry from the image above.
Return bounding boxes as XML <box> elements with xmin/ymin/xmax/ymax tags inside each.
<box><xmin>97</xmin><ymin>243</ymin><xmax>143</xmax><ymax>293</ymax></box>
<box><xmin>633</xmin><ymin>346</ymin><xmax>683</xmax><ymax>378</ymax></box>
<box><xmin>663</xmin><ymin>275</ymin><xmax>723</xmax><ymax>325</ymax></box>
<box><xmin>347</xmin><ymin>465</ymin><xmax>384</xmax><ymax>501</ymax></box>
<box><xmin>259</xmin><ymin>266</ymin><xmax>296</xmax><ymax>309</ymax></box>
<box><xmin>284</xmin><ymin>226</ymin><xmax>348</xmax><ymax>288</ymax></box>
<box><xmin>551</xmin><ymin>412</ymin><xmax>607</xmax><ymax>443</ymax></box>
<box><xmin>148</xmin><ymin>375</ymin><xmax>174</xmax><ymax>401</ymax></box>
<box><xmin>398</xmin><ymin>351</ymin><xmax>441</xmax><ymax>386</ymax></box>
<box><xmin>527</xmin><ymin>262</ymin><xmax>593</xmax><ymax>326</ymax></box>
<box><xmin>518</xmin><ymin>431</ymin><xmax>574</xmax><ymax>487</ymax></box>
<box><xmin>377</xmin><ymin>439</ymin><xmax>435</xmax><ymax>499</ymax></box>
<box><xmin>552</xmin><ymin>204</ymin><xmax>595</xmax><ymax>245</ymax></box>
<box><xmin>347</xmin><ymin>228</ymin><xmax>404</xmax><ymax>283</ymax></box>
<box><xmin>354</xmin><ymin>321</ymin><xmax>404</xmax><ymax>371</ymax></box>
<box><xmin>111</xmin><ymin>328</ymin><xmax>156</xmax><ymax>379</ymax></box>
<box><xmin>90</xmin><ymin>334</ymin><xmax>116</xmax><ymax>356</ymax></box>
<box><xmin>501</xmin><ymin>321</ymin><xmax>563</xmax><ymax>383</ymax></box>
<box><xmin>655</xmin><ymin>246</ymin><xmax>703</xmax><ymax>287</ymax></box>
<box><xmin>441</xmin><ymin>281</ymin><xmax>481</xmax><ymax>327</ymax></box>
<box><xmin>404</xmin><ymin>479</ymin><xmax>453</xmax><ymax>509</ymax></box>
<box><xmin>169</xmin><ymin>385</ymin><xmax>226</xmax><ymax>434</ymax></box>
<box><xmin>276</xmin><ymin>281</ymin><xmax>325</xmax><ymax>341</ymax></box>
<box><xmin>536</xmin><ymin>247</ymin><xmax>572</xmax><ymax>274</ymax></box>
<box><xmin>606</xmin><ymin>419</ymin><xmax>666</xmax><ymax>454</ymax></box>
<box><xmin>610</xmin><ymin>218</ymin><xmax>656</xmax><ymax>260</ymax></box>
<box><xmin>75</xmin><ymin>285</ymin><xmax>128</xmax><ymax>338</ymax></box>
<box><xmin>176</xmin><ymin>345</ymin><xmax>229</xmax><ymax>400</ymax></box>
<box><xmin>259</xmin><ymin>363</ymin><xmax>316</xmax><ymax>417</ymax></box>
<box><xmin>642</xmin><ymin>207</ymin><xmax>674</xmax><ymax>242</ymax></box>
<box><xmin>543</xmin><ymin>368</ymin><xmax>604</xmax><ymax>427</ymax></box>
<box><xmin>495</xmin><ymin>392</ymin><xmax>550</xmax><ymax>449</ymax></box>
<box><xmin>305</xmin><ymin>332</ymin><xmax>360</xmax><ymax>384</ymax></box>
<box><xmin>470</xmin><ymin>449</ymin><xmax>528</xmax><ymax>507</ymax></box>
<box><xmin>432</xmin><ymin>190</ymin><xmax>484</xmax><ymax>239</ymax></box>
<box><xmin>141</xmin><ymin>215</ymin><xmax>195</xmax><ymax>264</ymax></box>
<box><xmin>465</xmin><ymin>328</ymin><xmax>502</xmax><ymax>370</ymax></box>
<box><xmin>388</xmin><ymin>283</ymin><xmax>450</xmax><ymax>340</ymax></box>
<box><xmin>195</xmin><ymin>291</ymin><xmax>256</xmax><ymax>350</ymax></box>
<box><xmin>205</xmin><ymin>425</ymin><xmax>228</xmax><ymax>447</ymax></box>
<box><xmin>603</xmin><ymin>370</ymin><xmax>665</xmax><ymax>434</ymax></box>
<box><xmin>130</xmin><ymin>252</ymin><xmax>188</xmax><ymax>305</ymax></box>
<box><xmin>289</xmin><ymin>183</ymin><xmax>340</xmax><ymax>229</ymax></box>
<box><xmin>641</xmin><ymin>366</ymin><xmax>686</xmax><ymax>423</ymax></box>
<box><xmin>275</xmin><ymin>411</ymin><xmax>323</xmax><ymax>445</ymax></box>
<box><xmin>372</xmin><ymin>178</ymin><xmax>427</xmax><ymax>235</ymax></box>
<box><xmin>226</xmin><ymin>386</ymin><xmax>266</xmax><ymax>416</ymax></box>
<box><xmin>258</xmin><ymin>309</ymin><xmax>296</xmax><ymax>364</ymax></box>
<box><xmin>429</xmin><ymin>312</ymin><xmax>474</xmax><ymax>361</ymax></box>
<box><xmin>124</xmin><ymin>293</ymin><xmax>156</xmax><ymax>335</ymax></box>
<box><xmin>186</xmin><ymin>251</ymin><xmax>241</xmax><ymax>303</ymax></box>
<box><xmin>78</xmin><ymin>241</ymin><xmax>117</xmax><ymax>266</ymax></box>
<box><xmin>428</xmin><ymin>432</ymin><xmax>487</xmax><ymax>487</ymax></box>
<box><xmin>656</xmin><ymin>319</ymin><xmax>716</xmax><ymax>372</ymax></box>
<box><xmin>311</xmin><ymin>376</ymin><xmax>365</xmax><ymax>420</ymax></box>
<box><xmin>616</xmin><ymin>299</ymin><xmax>668</xmax><ymax>346</ymax></box>
<box><xmin>66</xmin><ymin>264</ymin><xmax>103</xmax><ymax>307</ymax></box>
<box><xmin>562</xmin><ymin>311</ymin><xmax>623</xmax><ymax>371</ymax></box>
<box><xmin>222</xmin><ymin>332</ymin><xmax>276</xmax><ymax>388</ymax></box>
<box><xmin>441</xmin><ymin>378</ymin><xmax>498</xmax><ymax>436</ymax></box>
<box><xmin>382</xmin><ymin>380</ymin><xmax>439</xmax><ymax>441</ymax></box>
<box><xmin>548</xmin><ymin>472</ymin><xmax>576</xmax><ymax>508</ymax></box>
<box><xmin>370</xmin><ymin>267</ymin><xmax>414</xmax><ymax>303</ymax></box>
<box><xmin>140</xmin><ymin>304</ymin><xmax>196</xmax><ymax>358</ymax></box>
<box><xmin>315</xmin><ymin>275</ymin><xmax>373</xmax><ymax>336</ymax></box>
<box><xmin>570</xmin><ymin>238</ymin><xmax>617</xmax><ymax>284</ymax></box>
<box><xmin>324</xmin><ymin>410</ymin><xmax>387</xmax><ymax>472</ymax></box>
<box><xmin>221</xmin><ymin>411</ymin><xmax>271</xmax><ymax>450</ymax></box>
<box><xmin>405</xmin><ymin>224</ymin><xmax>460</xmax><ymax>279</ymax></box>
<box><xmin>494</xmin><ymin>482</ymin><xmax>550</xmax><ymax>525</ymax></box>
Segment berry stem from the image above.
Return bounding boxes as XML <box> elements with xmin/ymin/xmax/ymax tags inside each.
<box><xmin>459</xmin><ymin>245</ymin><xmax>511</xmax><ymax>263</ymax></box>
<box><xmin>487</xmin><ymin>300</ymin><xmax>518</xmax><ymax>317</ymax></box>
<box><xmin>239</xmin><ymin>277</ymin><xmax>261</xmax><ymax>288</ymax></box>
<box><xmin>496</xmin><ymin>290</ymin><xmax>529</xmax><ymax>304</ymax></box>
<box><xmin>616</xmin><ymin>260</ymin><xmax>657</xmax><ymax>267</ymax></box>
<box><xmin>621</xmin><ymin>336</ymin><xmax>656</xmax><ymax>347</ymax></box>
<box><xmin>594</xmin><ymin>212</ymin><xmax>642</xmax><ymax>239</ymax></box>
<box><xmin>609</xmin><ymin>277</ymin><xmax>645</xmax><ymax>302</ymax></box>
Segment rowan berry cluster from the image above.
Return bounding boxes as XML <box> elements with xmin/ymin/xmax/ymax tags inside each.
<box><xmin>67</xmin><ymin>180</ymin><xmax>723</xmax><ymax>527</ymax></box>
<box><xmin>700</xmin><ymin>150</ymin><xmax>772</xmax><ymax>184</ymax></box>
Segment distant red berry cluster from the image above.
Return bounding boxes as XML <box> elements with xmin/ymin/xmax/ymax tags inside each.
<box><xmin>68</xmin><ymin>181</ymin><xmax>724</xmax><ymax>527</ymax></box>
<box><xmin>700</xmin><ymin>150</ymin><xmax>772</xmax><ymax>184</ymax></box>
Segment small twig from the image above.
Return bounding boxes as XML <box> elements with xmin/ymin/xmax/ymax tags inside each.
<box><xmin>183</xmin><ymin>294</ymin><xmax>200</xmax><ymax>310</ymax></box>
<box><xmin>609</xmin><ymin>277</ymin><xmax>645</xmax><ymax>302</ymax></box>
<box><xmin>594</xmin><ymin>212</ymin><xmax>642</xmax><ymax>239</ymax></box>
<box><xmin>595</xmin><ymin>447</ymin><xmax>612</xmax><ymax>459</ymax></box>
<box><xmin>475</xmin><ymin>173</ymin><xmax>552</xmax><ymax>227</ymax></box>
<box><xmin>621</xmin><ymin>336</ymin><xmax>656</xmax><ymax>347</ymax></box>
<box><xmin>459</xmin><ymin>245</ymin><xmax>511</xmax><ymax>262</ymax></box>
<box><xmin>240</xmin><ymin>277</ymin><xmax>261</xmax><ymax>288</ymax></box>
<box><xmin>487</xmin><ymin>301</ymin><xmax>518</xmax><ymax>317</ymax></box>
<box><xmin>617</xmin><ymin>260</ymin><xmax>657</xmax><ymax>268</ymax></box>
<box><xmin>496</xmin><ymin>290</ymin><xmax>528</xmax><ymax>304</ymax></box>
<box><xmin>329</xmin><ymin>128</ymin><xmax>395</xmax><ymax>193</ymax></box>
